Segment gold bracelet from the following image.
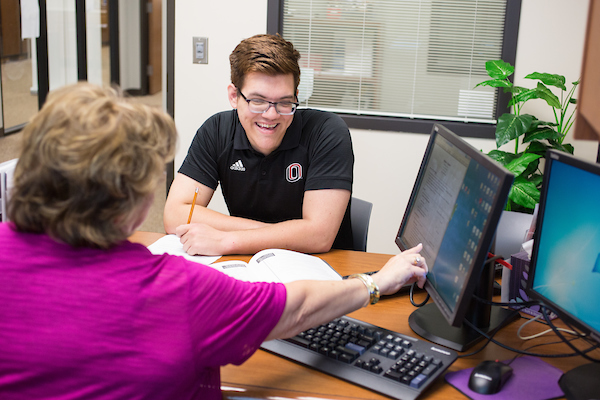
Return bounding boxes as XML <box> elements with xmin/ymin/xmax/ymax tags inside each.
<box><xmin>348</xmin><ymin>273</ymin><xmax>380</xmax><ymax>306</ymax></box>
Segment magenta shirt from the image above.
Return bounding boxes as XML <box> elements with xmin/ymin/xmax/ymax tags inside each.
<box><xmin>0</xmin><ymin>223</ymin><xmax>287</xmax><ymax>400</ymax></box>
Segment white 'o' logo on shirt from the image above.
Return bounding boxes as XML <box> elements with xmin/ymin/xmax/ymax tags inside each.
<box><xmin>286</xmin><ymin>163</ymin><xmax>303</xmax><ymax>183</ymax></box>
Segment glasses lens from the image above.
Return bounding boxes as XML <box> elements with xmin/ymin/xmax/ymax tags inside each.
<box><xmin>275</xmin><ymin>102</ymin><xmax>296</xmax><ymax>115</ymax></box>
<box><xmin>248</xmin><ymin>99</ymin><xmax>269</xmax><ymax>113</ymax></box>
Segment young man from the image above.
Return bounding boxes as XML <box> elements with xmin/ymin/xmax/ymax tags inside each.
<box><xmin>164</xmin><ymin>34</ymin><xmax>354</xmax><ymax>256</ymax></box>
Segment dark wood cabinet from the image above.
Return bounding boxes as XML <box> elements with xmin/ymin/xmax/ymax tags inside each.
<box><xmin>575</xmin><ymin>1</ymin><xmax>600</xmax><ymax>141</ymax></box>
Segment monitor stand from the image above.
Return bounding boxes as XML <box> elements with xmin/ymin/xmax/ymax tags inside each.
<box><xmin>409</xmin><ymin>259</ymin><xmax>519</xmax><ymax>352</ymax></box>
<box><xmin>408</xmin><ymin>303</ymin><xmax>516</xmax><ymax>352</ymax></box>
<box><xmin>559</xmin><ymin>363</ymin><xmax>600</xmax><ymax>400</ymax></box>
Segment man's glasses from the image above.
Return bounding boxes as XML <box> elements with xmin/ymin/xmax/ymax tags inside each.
<box><xmin>238</xmin><ymin>90</ymin><xmax>299</xmax><ymax>115</ymax></box>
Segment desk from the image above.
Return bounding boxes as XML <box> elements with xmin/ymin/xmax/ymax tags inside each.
<box><xmin>130</xmin><ymin>232</ymin><xmax>595</xmax><ymax>400</ymax></box>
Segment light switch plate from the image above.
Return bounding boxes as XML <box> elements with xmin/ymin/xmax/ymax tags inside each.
<box><xmin>193</xmin><ymin>37</ymin><xmax>208</xmax><ymax>64</ymax></box>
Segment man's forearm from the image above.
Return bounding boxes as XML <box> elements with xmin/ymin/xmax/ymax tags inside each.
<box><xmin>165</xmin><ymin>203</ymin><xmax>267</xmax><ymax>233</ymax></box>
<box><xmin>219</xmin><ymin>218</ymin><xmax>336</xmax><ymax>254</ymax></box>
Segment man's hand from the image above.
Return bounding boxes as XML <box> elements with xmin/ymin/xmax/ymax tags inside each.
<box><xmin>176</xmin><ymin>223</ymin><xmax>229</xmax><ymax>256</ymax></box>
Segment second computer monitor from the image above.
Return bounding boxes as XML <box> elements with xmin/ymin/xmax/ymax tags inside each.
<box><xmin>396</xmin><ymin>124</ymin><xmax>513</xmax><ymax>351</ymax></box>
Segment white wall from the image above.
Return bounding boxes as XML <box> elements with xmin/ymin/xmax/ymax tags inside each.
<box><xmin>174</xmin><ymin>0</ymin><xmax>596</xmax><ymax>255</ymax></box>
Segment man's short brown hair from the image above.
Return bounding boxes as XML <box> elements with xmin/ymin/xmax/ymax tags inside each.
<box><xmin>229</xmin><ymin>34</ymin><xmax>301</xmax><ymax>93</ymax></box>
<box><xmin>8</xmin><ymin>82</ymin><xmax>177</xmax><ymax>249</ymax></box>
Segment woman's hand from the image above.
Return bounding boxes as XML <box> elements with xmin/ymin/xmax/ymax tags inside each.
<box><xmin>371</xmin><ymin>243</ymin><xmax>428</xmax><ymax>296</ymax></box>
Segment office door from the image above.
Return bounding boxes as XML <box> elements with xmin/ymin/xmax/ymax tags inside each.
<box><xmin>0</xmin><ymin>0</ymin><xmax>39</xmax><ymax>134</ymax></box>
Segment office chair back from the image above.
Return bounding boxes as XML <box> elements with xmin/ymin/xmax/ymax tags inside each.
<box><xmin>351</xmin><ymin>197</ymin><xmax>373</xmax><ymax>252</ymax></box>
<box><xmin>1</xmin><ymin>158</ymin><xmax>18</xmax><ymax>223</ymax></box>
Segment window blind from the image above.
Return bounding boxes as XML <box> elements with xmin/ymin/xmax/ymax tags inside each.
<box><xmin>283</xmin><ymin>0</ymin><xmax>507</xmax><ymax>124</ymax></box>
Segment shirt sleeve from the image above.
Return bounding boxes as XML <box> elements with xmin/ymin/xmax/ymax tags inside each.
<box><xmin>184</xmin><ymin>261</ymin><xmax>287</xmax><ymax>368</ymax></box>
<box><xmin>178</xmin><ymin>113</ymin><xmax>226</xmax><ymax>190</ymax></box>
<box><xmin>304</xmin><ymin>111</ymin><xmax>354</xmax><ymax>192</ymax></box>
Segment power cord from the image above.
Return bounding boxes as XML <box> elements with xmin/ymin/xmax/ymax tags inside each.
<box><xmin>460</xmin><ymin>305</ymin><xmax>600</xmax><ymax>360</ymax></box>
<box><xmin>517</xmin><ymin>314</ymin><xmax>578</xmax><ymax>340</ymax></box>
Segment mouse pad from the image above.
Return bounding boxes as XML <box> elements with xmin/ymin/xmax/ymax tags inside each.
<box><xmin>445</xmin><ymin>356</ymin><xmax>564</xmax><ymax>400</ymax></box>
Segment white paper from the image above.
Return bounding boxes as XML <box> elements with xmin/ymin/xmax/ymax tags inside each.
<box><xmin>147</xmin><ymin>234</ymin><xmax>221</xmax><ymax>265</ymax></box>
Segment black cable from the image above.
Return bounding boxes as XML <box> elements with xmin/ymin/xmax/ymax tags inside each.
<box><xmin>409</xmin><ymin>283</ymin><xmax>429</xmax><ymax>307</ymax></box>
<box><xmin>458</xmin><ymin>309</ymin><xmax>521</xmax><ymax>358</ymax></box>
<box><xmin>540</xmin><ymin>304</ymin><xmax>600</xmax><ymax>363</ymax></box>
<box><xmin>504</xmin><ymin>335</ymin><xmax>584</xmax><ymax>366</ymax></box>
<box><xmin>462</xmin><ymin>316</ymin><xmax>600</xmax><ymax>359</ymax></box>
<box><xmin>472</xmin><ymin>293</ymin><xmax>541</xmax><ymax>309</ymax></box>
<box><xmin>458</xmin><ymin>295</ymin><xmax>600</xmax><ymax>359</ymax></box>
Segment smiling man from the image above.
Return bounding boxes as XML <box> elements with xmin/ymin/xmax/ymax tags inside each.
<box><xmin>164</xmin><ymin>34</ymin><xmax>354</xmax><ymax>256</ymax></box>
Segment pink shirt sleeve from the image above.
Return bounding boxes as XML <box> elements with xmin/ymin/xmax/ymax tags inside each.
<box><xmin>184</xmin><ymin>261</ymin><xmax>287</xmax><ymax>368</ymax></box>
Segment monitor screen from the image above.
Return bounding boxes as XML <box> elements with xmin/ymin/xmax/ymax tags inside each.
<box><xmin>527</xmin><ymin>150</ymin><xmax>600</xmax><ymax>340</ymax></box>
<box><xmin>526</xmin><ymin>150</ymin><xmax>600</xmax><ymax>397</ymax></box>
<box><xmin>396</xmin><ymin>124</ymin><xmax>514</xmax><ymax>351</ymax></box>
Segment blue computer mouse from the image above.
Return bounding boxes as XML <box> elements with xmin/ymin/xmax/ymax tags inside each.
<box><xmin>468</xmin><ymin>360</ymin><xmax>513</xmax><ymax>395</ymax></box>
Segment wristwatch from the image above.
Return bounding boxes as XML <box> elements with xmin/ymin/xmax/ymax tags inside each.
<box><xmin>348</xmin><ymin>273</ymin><xmax>380</xmax><ymax>305</ymax></box>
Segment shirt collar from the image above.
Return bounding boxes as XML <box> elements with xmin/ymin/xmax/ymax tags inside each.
<box><xmin>233</xmin><ymin>110</ymin><xmax>302</xmax><ymax>155</ymax></box>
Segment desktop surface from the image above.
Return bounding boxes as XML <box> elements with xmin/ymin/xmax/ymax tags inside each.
<box><xmin>129</xmin><ymin>232</ymin><xmax>596</xmax><ymax>400</ymax></box>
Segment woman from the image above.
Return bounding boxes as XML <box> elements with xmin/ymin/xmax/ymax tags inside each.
<box><xmin>0</xmin><ymin>82</ymin><xmax>427</xmax><ymax>400</ymax></box>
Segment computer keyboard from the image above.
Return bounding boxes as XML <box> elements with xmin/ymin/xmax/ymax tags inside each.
<box><xmin>261</xmin><ymin>315</ymin><xmax>458</xmax><ymax>400</ymax></box>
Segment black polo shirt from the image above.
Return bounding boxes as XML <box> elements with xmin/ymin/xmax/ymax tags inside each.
<box><xmin>179</xmin><ymin>108</ymin><xmax>354</xmax><ymax>249</ymax></box>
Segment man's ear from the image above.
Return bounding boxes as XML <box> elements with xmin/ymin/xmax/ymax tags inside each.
<box><xmin>228</xmin><ymin>84</ymin><xmax>238</xmax><ymax>108</ymax></box>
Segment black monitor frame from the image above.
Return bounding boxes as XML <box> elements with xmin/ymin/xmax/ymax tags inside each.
<box><xmin>526</xmin><ymin>149</ymin><xmax>600</xmax><ymax>398</ymax></box>
<box><xmin>396</xmin><ymin>124</ymin><xmax>515</xmax><ymax>351</ymax></box>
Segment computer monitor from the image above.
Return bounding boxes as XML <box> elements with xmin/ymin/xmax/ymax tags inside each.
<box><xmin>395</xmin><ymin>124</ymin><xmax>514</xmax><ymax>351</ymax></box>
<box><xmin>526</xmin><ymin>150</ymin><xmax>600</xmax><ymax>398</ymax></box>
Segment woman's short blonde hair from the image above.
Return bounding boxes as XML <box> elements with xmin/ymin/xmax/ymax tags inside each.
<box><xmin>8</xmin><ymin>82</ymin><xmax>177</xmax><ymax>248</ymax></box>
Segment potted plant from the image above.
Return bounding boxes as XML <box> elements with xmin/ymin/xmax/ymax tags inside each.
<box><xmin>475</xmin><ymin>60</ymin><xmax>578</xmax><ymax>213</ymax></box>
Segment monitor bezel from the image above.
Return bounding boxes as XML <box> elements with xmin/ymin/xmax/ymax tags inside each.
<box><xmin>526</xmin><ymin>149</ymin><xmax>600</xmax><ymax>343</ymax></box>
<box><xmin>395</xmin><ymin>123</ymin><xmax>514</xmax><ymax>327</ymax></box>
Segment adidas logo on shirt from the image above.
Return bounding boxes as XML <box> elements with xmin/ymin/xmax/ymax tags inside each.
<box><xmin>230</xmin><ymin>160</ymin><xmax>246</xmax><ymax>172</ymax></box>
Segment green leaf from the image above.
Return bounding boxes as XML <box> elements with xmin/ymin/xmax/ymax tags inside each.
<box><xmin>534</xmin><ymin>83</ymin><xmax>562</xmax><ymax>108</ymax></box>
<box><xmin>508</xmin><ymin>84</ymin><xmax>561</xmax><ymax>109</ymax></box>
<box><xmin>523</xmin><ymin>127</ymin><xmax>562</xmax><ymax>143</ymax></box>
<box><xmin>521</xmin><ymin>158</ymin><xmax>541</xmax><ymax>178</ymax></box>
<box><xmin>474</xmin><ymin>79</ymin><xmax>512</xmax><ymax>89</ymax></box>
<box><xmin>569</xmin><ymin>98</ymin><xmax>577</xmax><ymax>105</ymax></box>
<box><xmin>487</xmin><ymin>149</ymin><xmax>521</xmax><ymax>166</ymax></box>
<box><xmin>530</xmin><ymin>173</ymin><xmax>543</xmax><ymax>187</ymax></box>
<box><xmin>548</xmin><ymin>140</ymin><xmax>575</xmax><ymax>154</ymax></box>
<box><xmin>529</xmin><ymin>119</ymin><xmax>557</xmax><ymax>129</ymax></box>
<box><xmin>525</xmin><ymin>72</ymin><xmax>567</xmax><ymax>91</ymax></box>
<box><xmin>509</xmin><ymin>178</ymin><xmax>540</xmax><ymax>210</ymax></box>
<box><xmin>509</xmin><ymin>88</ymin><xmax>541</xmax><ymax>106</ymax></box>
<box><xmin>562</xmin><ymin>143</ymin><xmax>575</xmax><ymax>154</ymax></box>
<box><xmin>504</xmin><ymin>86</ymin><xmax>527</xmax><ymax>94</ymax></box>
<box><xmin>486</xmin><ymin>60</ymin><xmax>514</xmax><ymax>79</ymax></box>
<box><xmin>495</xmin><ymin>114</ymin><xmax>534</xmax><ymax>148</ymax></box>
<box><xmin>505</xmin><ymin>153</ymin><xmax>542</xmax><ymax>176</ymax></box>
<box><xmin>525</xmin><ymin>140</ymin><xmax>549</xmax><ymax>155</ymax></box>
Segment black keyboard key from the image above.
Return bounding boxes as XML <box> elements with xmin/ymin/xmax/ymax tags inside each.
<box><xmin>288</xmin><ymin>336</ymin><xmax>310</xmax><ymax>348</ymax></box>
<box><xmin>384</xmin><ymin>369</ymin><xmax>403</xmax><ymax>381</ymax></box>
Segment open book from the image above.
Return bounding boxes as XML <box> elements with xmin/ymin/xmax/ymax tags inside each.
<box><xmin>147</xmin><ymin>235</ymin><xmax>341</xmax><ymax>284</ymax></box>
<box><xmin>209</xmin><ymin>249</ymin><xmax>341</xmax><ymax>283</ymax></box>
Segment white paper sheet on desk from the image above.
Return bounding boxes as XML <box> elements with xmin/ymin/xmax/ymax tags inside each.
<box><xmin>147</xmin><ymin>234</ymin><xmax>221</xmax><ymax>265</ymax></box>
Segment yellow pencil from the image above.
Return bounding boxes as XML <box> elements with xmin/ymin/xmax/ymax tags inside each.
<box><xmin>187</xmin><ymin>187</ymin><xmax>199</xmax><ymax>224</ymax></box>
